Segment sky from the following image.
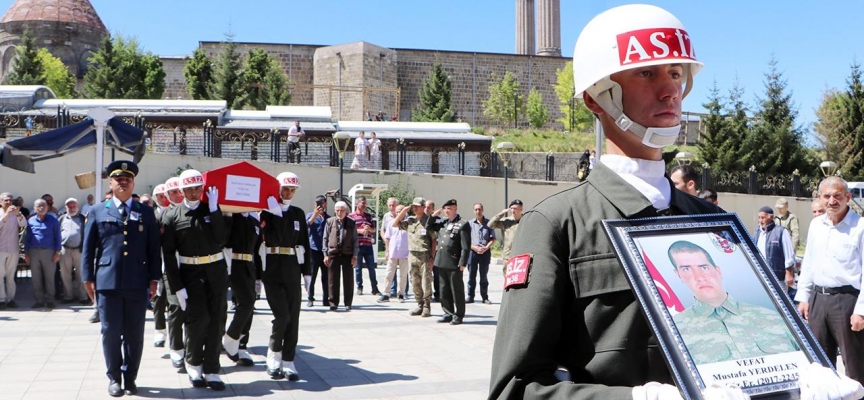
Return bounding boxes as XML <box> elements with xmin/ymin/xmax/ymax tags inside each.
<box><xmin>3</xmin><ymin>0</ymin><xmax>862</xmax><ymax>138</ymax></box>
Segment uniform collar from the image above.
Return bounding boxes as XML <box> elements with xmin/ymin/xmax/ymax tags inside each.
<box><xmin>691</xmin><ymin>294</ymin><xmax>738</xmax><ymax>317</ymax></box>
<box><xmin>821</xmin><ymin>206</ymin><xmax>857</xmax><ymax>228</ymax></box>
<box><xmin>111</xmin><ymin>197</ymin><xmax>133</xmax><ymax>210</ymax></box>
<box><xmin>587</xmin><ymin>161</ymin><xmax>669</xmax><ymax>218</ymax></box>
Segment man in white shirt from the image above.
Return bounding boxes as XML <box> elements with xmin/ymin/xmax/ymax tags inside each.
<box><xmin>368</xmin><ymin>132</ymin><xmax>382</xmax><ymax>169</ymax></box>
<box><xmin>287</xmin><ymin>121</ymin><xmax>305</xmax><ymax>164</ymax></box>
<box><xmin>377</xmin><ymin>205</ymin><xmax>410</xmax><ymax>303</ymax></box>
<box><xmin>0</xmin><ymin>192</ymin><xmax>25</xmax><ymax>309</ymax></box>
<box><xmin>796</xmin><ymin>176</ymin><xmax>864</xmax><ymax>384</ymax></box>
<box><xmin>350</xmin><ymin>131</ymin><xmax>367</xmax><ymax>169</ymax></box>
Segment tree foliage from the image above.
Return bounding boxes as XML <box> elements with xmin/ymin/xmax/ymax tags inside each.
<box><xmin>553</xmin><ymin>61</ymin><xmax>593</xmax><ymax>132</ymax></box>
<box><xmin>236</xmin><ymin>48</ymin><xmax>290</xmax><ymax>110</ymax></box>
<box><xmin>740</xmin><ymin>57</ymin><xmax>810</xmax><ymax>174</ymax></box>
<box><xmin>4</xmin><ymin>29</ymin><xmax>45</xmax><ymax>86</ymax></box>
<box><xmin>184</xmin><ymin>48</ymin><xmax>214</xmax><ymax>100</ymax></box>
<box><xmin>526</xmin><ymin>87</ymin><xmax>548</xmax><ymax>128</ymax></box>
<box><xmin>697</xmin><ymin>81</ymin><xmax>728</xmax><ymax>169</ymax></box>
<box><xmin>412</xmin><ymin>61</ymin><xmax>455</xmax><ymax>122</ymax></box>
<box><xmin>834</xmin><ymin>62</ymin><xmax>864</xmax><ymax>180</ymax></box>
<box><xmin>724</xmin><ymin>81</ymin><xmax>750</xmax><ymax>171</ymax></box>
<box><xmin>36</xmin><ymin>49</ymin><xmax>76</xmax><ymax>98</ymax></box>
<box><xmin>813</xmin><ymin>88</ymin><xmax>846</xmax><ymax>165</ymax></box>
<box><xmin>83</xmin><ymin>34</ymin><xmax>165</xmax><ymax>99</ymax></box>
<box><xmin>211</xmin><ymin>32</ymin><xmax>244</xmax><ymax>109</ymax></box>
<box><xmin>483</xmin><ymin>72</ymin><xmax>523</xmax><ymax>126</ymax></box>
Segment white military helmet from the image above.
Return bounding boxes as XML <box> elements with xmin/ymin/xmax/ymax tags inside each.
<box><xmin>152</xmin><ymin>184</ymin><xmax>167</xmax><ymax>196</ymax></box>
<box><xmin>573</xmin><ymin>4</ymin><xmax>703</xmax><ymax>148</ymax></box>
<box><xmin>178</xmin><ymin>169</ymin><xmax>205</xmax><ymax>189</ymax></box>
<box><xmin>276</xmin><ymin>172</ymin><xmax>301</xmax><ymax>188</ymax></box>
<box><xmin>165</xmin><ymin>177</ymin><xmax>181</xmax><ymax>191</ymax></box>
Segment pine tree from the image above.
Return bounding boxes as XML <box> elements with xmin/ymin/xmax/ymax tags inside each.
<box><xmin>4</xmin><ymin>29</ymin><xmax>45</xmax><ymax>86</ymax></box>
<box><xmin>553</xmin><ymin>61</ymin><xmax>592</xmax><ymax>132</ymax></box>
<box><xmin>483</xmin><ymin>72</ymin><xmax>523</xmax><ymax>126</ymax></box>
<box><xmin>813</xmin><ymin>89</ymin><xmax>846</xmax><ymax>165</ymax></box>
<box><xmin>526</xmin><ymin>87</ymin><xmax>548</xmax><ymax>128</ymax></box>
<box><xmin>36</xmin><ymin>48</ymin><xmax>76</xmax><ymax>98</ymax></box>
<box><xmin>184</xmin><ymin>49</ymin><xmax>214</xmax><ymax>100</ymax></box>
<box><xmin>263</xmin><ymin>61</ymin><xmax>291</xmax><ymax>107</ymax></box>
<box><xmin>237</xmin><ymin>48</ymin><xmax>290</xmax><ymax>110</ymax></box>
<box><xmin>83</xmin><ymin>35</ymin><xmax>122</xmax><ymax>98</ymax></box>
<box><xmin>835</xmin><ymin>62</ymin><xmax>864</xmax><ymax>180</ymax></box>
<box><xmin>412</xmin><ymin>61</ymin><xmax>455</xmax><ymax>122</ymax></box>
<box><xmin>211</xmin><ymin>31</ymin><xmax>244</xmax><ymax>109</ymax></box>
<box><xmin>83</xmin><ymin>34</ymin><xmax>165</xmax><ymax>99</ymax></box>
<box><xmin>721</xmin><ymin>80</ymin><xmax>749</xmax><ymax>171</ymax></box>
<box><xmin>697</xmin><ymin>81</ymin><xmax>728</xmax><ymax>169</ymax></box>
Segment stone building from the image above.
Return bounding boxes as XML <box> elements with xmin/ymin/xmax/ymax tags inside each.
<box><xmin>0</xmin><ymin>0</ymin><xmax>107</xmax><ymax>81</ymax></box>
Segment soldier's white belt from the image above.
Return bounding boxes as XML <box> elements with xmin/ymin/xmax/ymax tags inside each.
<box><xmin>266</xmin><ymin>246</ymin><xmax>297</xmax><ymax>255</ymax></box>
<box><xmin>179</xmin><ymin>253</ymin><xmax>225</xmax><ymax>265</ymax></box>
<box><xmin>231</xmin><ymin>253</ymin><xmax>253</xmax><ymax>262</ymax></box>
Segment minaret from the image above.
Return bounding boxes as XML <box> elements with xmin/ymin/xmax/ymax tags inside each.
<box><xmin>515</xmin><ymin>0</ymin><xmax>535</xmax><ymax>55</ymax></box>
<box><xmin>536</xmin><ymin>0</ymin><xmax>561</xmax><ymax>57</ymax></box>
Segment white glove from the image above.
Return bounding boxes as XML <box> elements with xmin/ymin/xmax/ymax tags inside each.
<box><xmin>176</xmin><ymin>288</ymin><xmax>188</xmax><ymax>311</ymax></box>
<box><xmin>304</xmin><ymin>275</ymin><xmax>312</xmax><ymax>295</ymax></box>
<box><xmin>208</xmin><ymin>187</ymin><xmax>219</xmax><ymax>213</ymax></box>
<box><xmin>296</xmin><ymin>246</ymin><xmax>305</xmax><ymax>264</ymax></box>
<box><xmin>702</xmin><ymin>384</ymin><xmax>750</xmax><ymax>400</ymax></box>
<box><xmin>266</xmin><ymin>196</ymin><xmax>282</xmax><ymax>217</ymax></box>
<box><xmin>799</xmin><ymin>362</ymin><xmax>864</xmax><ymax>400</ymax></box>
<box><xmin>632</xmin><ymin>382</ymin><xmax>683</xmax><ymax>400</ymax></box>
<box><xmin>156</xmin><ymin>279</ymin><xmax>163</xmax><ymax>296</ymax></box>
<box><xmin>255</xmin><ymin>280</ymin><xmax>263</xmax><ymax>295</ymax></box>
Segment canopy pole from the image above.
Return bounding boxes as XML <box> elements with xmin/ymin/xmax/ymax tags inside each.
<box><xmin>89</xmin><ymin>108</ymin><xmax>115</xmax><ymax>201</ymax></box>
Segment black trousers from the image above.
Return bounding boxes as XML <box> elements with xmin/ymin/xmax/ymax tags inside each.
<box><xmin>164</xmin><ymin>275</ymin><xmax>186</xmax><ymax>352</ymax></box>
<box><xmin>152</xmin><ymin>279</ymin><xmax>167</xmax><ymax>331</ymax></box>
<box><xmin>98</xmin><ymin>289</ymin><xmax>148</xmax><ymax>383</ymax></box>
<box><xmin>328</xmin><ymin>255</ymin><xmax>354</xmax><ymax>307</ymax></box>
<box><xmin>308</xmin><ymin>251</ymin><xmax>329</xmax><ymax>303</ymax></box>
<box><xmin>226</xmin><ymin>260</ymin><xmax>255</xmax><ymax>342</ymax></box>
<box><xmin>433</xmin><ymin>265</ymin><xmax>440</xmax><ymax>299</ymax></box>
<box><xmin>439</xmin><ymin>268</ymin><xmax>465</xmax><ymax>319</ymax></box>
<box><xmin>808</xmin><ymin>291</ymin><xmax>864</xmax><ymax>382</ymax></box>
<box><xmin>264</xmin><ymin>275</ymin><xmax>301</xmax><ymax>361</ymax></box>
<box><xmin>287</xmin><ymin>142</ymin><xmax>301</xmax><ymax>163</ymax></box>
<box><xmin>467</xmin><ymin>252</ymin><xmax>490</xmax><ymax>301</ymax></box>
<box><xmin>183</xmin><ymin>274</ymin><xmax>227</xmax><ymax>374</ymax></box>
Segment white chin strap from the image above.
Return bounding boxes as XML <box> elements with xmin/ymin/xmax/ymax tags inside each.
<box><xmin>586</xmin><ymin>66</ymin><xmax>695</xmax><ymax>149</ymax></box>
<box><xmin>184</xmin><ymin>199</ymin><xmax>200</xmax><ymax>209</ymax></box>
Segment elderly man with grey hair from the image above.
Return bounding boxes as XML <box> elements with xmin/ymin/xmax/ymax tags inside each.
<box><xmin>58</xmin><ymin>198</ymin><xmax>88</xmax><ymax>304</ymax></box>
<box><xmin>23</xmin><ymin>198</ymin><xmax>61</xmax><ymax>309</ymax></box>
<box><xmin>0</xmin><ymin>192</ymin><xmax>25</xmax><ymax>308</ymax></box>
<box><xmin>323</xmin><ymin>201</ymin><xmax>358</xmax><ymax>311</ymax></box>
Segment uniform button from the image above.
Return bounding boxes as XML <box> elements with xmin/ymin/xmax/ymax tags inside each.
<box><xmin>124</xmin><ymin>222</ymin><xmax>128</xmax><ymax>226</ymax></box>
<box><xmin>123</xmin><ymin>241</ymin><xmax>127</xmax><ymax>246</ymax></box>
<box><xmin>124</xmin><ymin>251</ymin><xmax>128</xmax><ymax>256</ymax></box>
<box><xmin>123</xmin><ymin>231</ymin><xmax>127</xmax><ymax>235</ymax></box>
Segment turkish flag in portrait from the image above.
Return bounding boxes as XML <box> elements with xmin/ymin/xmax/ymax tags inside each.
<box><xmin>643</xmin><ymin>251</ymin><xmax>685</xmax><ymax>316</ymax></box>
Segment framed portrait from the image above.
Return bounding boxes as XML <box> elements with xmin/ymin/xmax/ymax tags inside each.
<box><xmin>602</xmin><ymin>213</ymin><xmax>832</xmax><ymax>399</ymax></box>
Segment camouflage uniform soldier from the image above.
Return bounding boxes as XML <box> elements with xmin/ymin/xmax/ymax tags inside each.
<box><xmin>668</xmin><ymin>240</ymin><xmax>799</xmax><ymax>364</ymax></box>
<box><xmin>488</xmin><ymin>199</ymin><xmax>523</xmax><ymax>275</ymax></box>
<box><xmin>393</xmin><ymin>197</ymin><xmax>436</xmax><ymax>317</ymax></box>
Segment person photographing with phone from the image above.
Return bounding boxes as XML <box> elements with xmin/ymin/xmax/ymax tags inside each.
<box><xmin>306</xmin><ymin>195</ymin><xmax>331</xmax><ymax>307</ymax></box>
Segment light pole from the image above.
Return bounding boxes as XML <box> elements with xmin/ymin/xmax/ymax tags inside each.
<box><xmin>497</xmin><ymin>141</ymin><xmax>515</xmax><ymax>208</ymax></box>
<box><xmin>820</xmin><ymin>161</ymin><xmax>838</xmax><ymax>177</ymax></box>
<box><xmin>675</xmin><ymin>151</ymin><xmax>694</xmax><ymax>166</ymax></box>
<box><xmin>333</xmin><ymin>132</ymin><xmax>352</xmax><ymax>197</ymax></box>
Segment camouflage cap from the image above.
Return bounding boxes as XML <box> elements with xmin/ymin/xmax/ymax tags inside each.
<box><xmin>411</xmin><ymin>197</ymin><xmax>426</xmax><ymax>206</ymax></box>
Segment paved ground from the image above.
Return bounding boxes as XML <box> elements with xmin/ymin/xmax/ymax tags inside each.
<box><xmin>0</xmin><ymin>265</ymin><xmax>504</xmax><ymax>400</ymax></box>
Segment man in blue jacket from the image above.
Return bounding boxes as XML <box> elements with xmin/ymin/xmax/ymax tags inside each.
<box><xmin>82</xmin><ymin>160</ymin><xmax>161</xmax><ymax>397</ymax></box>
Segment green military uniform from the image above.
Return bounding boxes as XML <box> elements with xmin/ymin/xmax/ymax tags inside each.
<box><xmin>260</xmin><ymin>205</ymin><xmax>311</xmax><ymax>373</ymax></box>
<box><xmin>161</xmin><ymin>202</ymin><xmax>229</xmax><ymax>376</ymax></box>
<box><xmin>399</xmin><ymin>205</ymin><xmax>436</xmax><ymax>316</ymax></box>
<box><xmin>426</xmin><ymin>204</ymin><xmax>471</xmax><ymax>322</ymax></box>
<box><xmin>488</xmin><ymin>211</ymin><xmax>519</xmax><ymax>275</ymax></box>
<box><xmin>774</xmin><ymin>212</ymin><xmax>799</xmax><ymax>250</ymax></box>
<box><xmin>674</xmin><ymin>295</ymin><xmax>800</xmax><ymax>364</ymax></box>
<box><xmin>489</xmin><ymin>163</ymin><xmax>722</xmax><ymax>399</ymax></box>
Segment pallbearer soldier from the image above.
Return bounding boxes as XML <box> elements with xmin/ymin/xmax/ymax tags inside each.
<box><xmin>260</xmin><ymin>171</ymin><xmax>312</xmax><ymax>380</ymax></box>
<box><xmin>161</xmin><ymin>176</ymin><xmax>188</xmax><ymax>371</ymax></box>
<box><xmin>150</xmin><ymin>183</ymin><xmax>169</xmax><ymax>348</ymax></box>
<box><xmin>82</xmin><ymin>160</ymin><xmax>161</xmax><ymax>397</ymax></box>
<box><xmin>161</xmin><ymin>169</ymin><xmax>229</xmax><ymax>390</ymax></box>
<box><xmin>221</xmin><ymin>211</ymin><xmax>259</xmax><ymax>367</ymax></box>
<box><xmin>393</xmin><ymin>197</ymin><xmax>436</xmax><ymax>317</ymax></box>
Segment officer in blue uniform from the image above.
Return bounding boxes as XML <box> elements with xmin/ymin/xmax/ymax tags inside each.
<box><xmin>82</xmin><ymin>160</ymin><xmax>161</xmax><ymax>397</ymax></box>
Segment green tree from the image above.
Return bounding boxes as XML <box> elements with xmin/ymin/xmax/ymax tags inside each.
<box><xmin>184</xmin><ymin>48</ymin><xmax>214</xmax><ymax>100</ymax></box>
<box><xmin>4</xmin><ymin>29</ymin><xmax>45</xmax><ymax>86</ymax></box>
<box><xmin>35</xmin><ymin>49</ymin><xmax>76</xmax><ymax>98</ymax></box>
<box><xmin>211</xmin><ymin>31</ymin><xmax>244</xmax><ymax>109</ymax></box>
<box><xmin>83</xmin><ymin>34</ymin><xmax>165</xmax><ymax>99</ymax></box>
<box><xmin>526</xmin><ymin>87</ymin><xmax>548</xmax><ymax>128</ymax></box>
<box><xmin>835</xmin><ymin>62</ymin><xmax>864</xmax><ymax>180</ymax></box>
<box><xmin>483</xmin><ymin>72</ymin><xmax>523</xmax><ymax>126</ymax></box>
<box><xmin>697</xmin><ymin>81</ymin><xmax>728</xmax><ymax>169</ymax></box>
<box><xmin>553</xmin><ymin>61</ymin><xmax>593</xmax><ymax>132</ymax></box>
<box><xmin>412</xmin><ymin>61</ymin><xmax>455</xmax><ymax>122</ymax></box>
<box><xmin>741</xmin><ymin>57</ymin><xmax>809</xmax><ymax>174</ymax></box>
<box><xmin>237</xmin><ymin>48</ymin><xmax>290</xmax><ymax>110</ymax></box>
<box><xmin>723</xmin><ymin>81</ymin><xmax>750</xmax><ymax>171</ymax></box>
<box><xmin>813</xmin><ymin>88</ymin><xmax>846</xmax><ymax>165</ymax></box>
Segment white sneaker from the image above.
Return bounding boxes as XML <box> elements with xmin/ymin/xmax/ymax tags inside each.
<box><xmin>282</xmin><ymin>361</ymin><xmax>300</xmax><ymax>381</ymax></box>
<box><xmin>222</xmin><ymin>333</ymin><xmax>240</xmax><ymax>356</ymax></box>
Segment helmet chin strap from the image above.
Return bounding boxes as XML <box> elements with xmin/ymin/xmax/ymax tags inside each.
<box><xmin>586</xmin><ymin>66</ymin><xmax>695</xmax><ymax>149</ymax></box>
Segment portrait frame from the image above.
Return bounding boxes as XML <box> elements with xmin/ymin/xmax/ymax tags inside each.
<box><xmin>602</xmin><ymin>213</ymin><xmax>832</xmax><ymax>399</ymax></box>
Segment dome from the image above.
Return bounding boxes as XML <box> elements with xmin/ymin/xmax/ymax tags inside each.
<box><xmin>0</xmin><ymin>0</ymin><xmax>106</xmax><ymax>31</ymax></box>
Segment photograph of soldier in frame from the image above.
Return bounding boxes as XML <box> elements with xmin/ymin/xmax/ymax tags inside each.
<box><xmin>603</xmin><ymin>213</ymin><xmax>833</xmax><ymax>399</ymax></box>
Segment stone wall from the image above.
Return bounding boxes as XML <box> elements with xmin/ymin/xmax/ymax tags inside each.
<box><xmin>162</xmin><ymin>41</ymin><xmax>569</xmax><ymax>129</ymax></box>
